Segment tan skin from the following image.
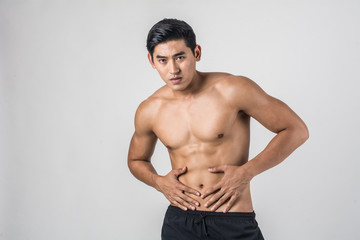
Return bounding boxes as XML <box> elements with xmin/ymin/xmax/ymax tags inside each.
<box><xmin>128</xmin><ymin>39</ymin><xmax>309</xmax><ymax>213</ymax></box>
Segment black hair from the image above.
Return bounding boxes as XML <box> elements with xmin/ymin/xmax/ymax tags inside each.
<box><xmin>146</xmin><ymin>18</ymin><xmax>197</xmax><ymax>60</ymax></box>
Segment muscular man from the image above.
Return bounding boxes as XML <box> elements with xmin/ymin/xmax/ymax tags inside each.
<box><xmin>128</xmin><ymin>19</ymin><xmax>309</xmax><ymax>240</ymax></box>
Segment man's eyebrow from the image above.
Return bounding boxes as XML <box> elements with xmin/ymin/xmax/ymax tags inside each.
<box><xmin>173</xmin><ymin>51</ymin><xmax>185</xmax><ymax>57</ymax></box>
<box><xmin>156</xmin><ymin>55</ymin><xmax>167</xmax><ymax>59</ymax></box>
<box><xmin>155</xmin><ymin>51</ymin><xmax>186</xmax><ymax>59</ymax></box>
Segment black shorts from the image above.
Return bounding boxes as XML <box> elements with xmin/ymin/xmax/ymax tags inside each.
<box><xmin>161</xmin><ymin>205</ymin><xmax>264</xmax><ymax>240</ymax></box>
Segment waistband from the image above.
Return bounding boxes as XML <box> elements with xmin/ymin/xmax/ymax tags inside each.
<box><xmin>167</xmin><ymin>205</ymin><xmax>256</xmax><ymax>219</ymax></box>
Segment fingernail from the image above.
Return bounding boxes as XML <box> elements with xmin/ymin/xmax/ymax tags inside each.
<box><xmin>208</xmin><ymin>168</ymin><xmax>213</xmax><ymax>171</ymax></box>
<box><xmin>223</xmin><ymin>208</ymin><xmax>227</xmax><ymax>213</ymax></box>
<box><xmin>191</xmin><ymin>206</ymin><xmax>195</xmax><ymax>210</ymax></box>
<box><xmin>196</xmin><ymin>192</ymin><xmax>200</xmax><ymax>196</ymax></box>
<box><xmin>195</xmin><ymin>202</ymin><xmax>199</xmax><ymax>206</ymax></box>
<box><xmin>211</xmin><ymin>207</ymin><xmax>215</xmax><ymax>211</ymax></box>
<box><xmin>204</xmin><ymin>203</ymin><xmax>208</xmax><ymax>207</ymax></box>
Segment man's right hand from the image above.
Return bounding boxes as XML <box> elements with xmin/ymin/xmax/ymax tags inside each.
<box><xmin>155</xmin><ymin>166</ymin><xmax>201</xmax><ymax>211</ymax></box>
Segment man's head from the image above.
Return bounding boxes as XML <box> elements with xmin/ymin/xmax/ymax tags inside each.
<box><xmin>146</xmin><ymin>18</ymin><xmax>197</xmax><ymax>61</ymax></box>
<box><xmin>146</xmin><ymin>19</ymin><xmax>202</xmax><ymax>93</ymax></box>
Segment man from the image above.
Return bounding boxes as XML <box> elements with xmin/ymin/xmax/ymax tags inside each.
<box><xmin>128</xmin><ymin>18</ymin><xmax>309</xmax><ymax>240</ymax></box>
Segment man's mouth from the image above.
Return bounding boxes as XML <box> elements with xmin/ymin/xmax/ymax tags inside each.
<box><xmin>170</xmin><ymin>77</ymin><xmax>182</xmax><ymax>84</ymax></box>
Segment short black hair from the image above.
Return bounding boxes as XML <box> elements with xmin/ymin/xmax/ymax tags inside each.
<box><xmin>146</xmin><ymin>18</ymin><xmax>197</xmax><ymax>60</ymax></box>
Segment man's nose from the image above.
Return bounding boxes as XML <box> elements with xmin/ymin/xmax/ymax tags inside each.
<box><xmin>169</xmin><ymin>60</ymin><xmax>180</xmax><ymax>75</ymax></box>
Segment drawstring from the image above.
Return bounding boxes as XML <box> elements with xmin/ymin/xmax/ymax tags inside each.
<box><xmin>195</xmin><ymin>213</ymin><xmax>208</xmax><ymax>236</ymax></box>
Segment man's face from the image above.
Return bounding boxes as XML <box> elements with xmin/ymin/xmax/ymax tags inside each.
<box><xmin>148</xmin><ymin>39</ymin><xmax>201</xmax><ymax>92</ymax></box>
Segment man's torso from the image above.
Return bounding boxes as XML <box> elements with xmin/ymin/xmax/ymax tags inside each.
<box><xmin>148</xmin><ymin>72</ymin><xmax>254</xmax><ymax>212</ymax></box>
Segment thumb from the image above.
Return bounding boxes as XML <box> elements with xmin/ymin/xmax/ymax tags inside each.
<box><xmin>208</xmin><ymin>165</ymin><xmax>226</xmax><ymax>173</ymax></box>
<box><xmin>173</xmin><ymin>166</ymin><xmax>187</xmax><ymax>177</ymax></box>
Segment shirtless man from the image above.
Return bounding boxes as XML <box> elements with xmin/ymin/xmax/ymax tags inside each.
<box><xmin>128</xmin><ymin>18</ymin><xmax>309</xmax><ymax>240</ymax></box>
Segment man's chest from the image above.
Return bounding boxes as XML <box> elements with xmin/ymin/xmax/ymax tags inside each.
<box><xmin>152</xmin><ymin>95</ymin><xmax>241</xmax><ymax>148</ymax></box>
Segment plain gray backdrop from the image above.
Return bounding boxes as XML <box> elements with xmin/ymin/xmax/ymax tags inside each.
<box><xmin>1</xmin><ymin>0</ymin><xmax>359</xmax><ymax>239</ymax></box>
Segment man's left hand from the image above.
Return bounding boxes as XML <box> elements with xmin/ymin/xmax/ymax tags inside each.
<box><xmin>201</xmin><ymin>165</ymin><xmax>252</xmax><ymax>213</ymax></box>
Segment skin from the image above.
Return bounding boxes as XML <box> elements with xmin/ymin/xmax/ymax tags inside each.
<box><xmin>128</xmin><ymin>39</ymin><xmax>309</xmax><ymax>213</ymax></box>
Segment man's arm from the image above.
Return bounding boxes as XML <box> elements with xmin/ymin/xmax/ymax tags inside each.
<box><xmin>240</xmin><ymin>76</ymin><xmax>309</xmax><ymax>176</ymax></box>
<box><xmin>202</xmin><ymin>76</ymin><xmax>309</xmax><ymax>212</ymax></box>
<box><xmin>128</xmin><ymin>100</ymin><xmax>201</xmax><ymax>211</ymax></box>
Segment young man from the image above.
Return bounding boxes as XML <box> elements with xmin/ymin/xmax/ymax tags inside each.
<box><xmin>128</xmin><ymin>18</ymin><xmax>309</xmax><ymax>240</ymax></box>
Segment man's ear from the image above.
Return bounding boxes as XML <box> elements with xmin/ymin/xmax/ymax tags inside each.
<box><xmin>194</xmin><ymin>44</ymin><xmax>202</xmax><ymax>62</ymax></box>
<box><xmin>147</xmin><ymin>53</ymin><xmax>156</xmax><ymax>69</ymax></box>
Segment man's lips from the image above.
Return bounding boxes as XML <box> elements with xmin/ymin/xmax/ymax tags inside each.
<box><xmin>170</xmin><ymin>77</ymin><xmax>182</xmax><ymax>84</ymax></box>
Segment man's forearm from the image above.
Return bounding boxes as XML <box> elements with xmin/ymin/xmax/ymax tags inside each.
<box><xmin>128</xmin><ymin>160</ymin><xmax>161</xmax><ymax>191</ymax></box>
<box><xmin>244</xmin><ymin>126</ymin><xmax>309</xmax><ymax>179</ymax></box>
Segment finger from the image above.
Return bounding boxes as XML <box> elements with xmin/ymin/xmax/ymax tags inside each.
<box><xmin>180</xmin><ymin>184</ymin><xmax>201</xmax><ymax>197</ymax></box>
<box><xmin>166</xmin><ymin>195</ymin><xmax>187</xmax><ymax>211</ymax></box>
<box><xmin>204</xmin><ymin>190</ymin><xmax>224</xmax><ymax>208</ymax></box>
<box><xmin>174</xmin><ymin>196</ymin><xmax>195</xmax><ymax>211</ymax></box>
<box><xmin>201</xmin><ymin>184</ymin><xmax>221</xmax><ymax>199</ymax></box>
<box><xmin>210</xmin><ymin>192</ymin><xmax>231</xmax><ymax>212</ymax></box>
<box><xmin>173</xmin><ymin>166</ymin><xmax>187</xmax><ymax>178</ymax></box>
<box><xmin>208</xmin><ymin>165</ymin><xmax>227</xmax><ymax>173</ymax></box>
<box><xmin>180</xmin><ymin>192</ymin><xmax>200</xmax><ymax>207</ymax></box>
<box><xmin>223</xmin><ymin>194</ymin><xmax>238</xmax><ymax>213</ymax></box>
<box><xmin>172</xmin><ymin>200</ymin><xmax>188</xmax><ymax>211</ymax></box>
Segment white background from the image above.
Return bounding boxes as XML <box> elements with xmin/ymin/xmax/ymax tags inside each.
<box><xmin>1</xmin><ymin>0</ymin><xmax>359</xmax><ymax>239</ymax></box>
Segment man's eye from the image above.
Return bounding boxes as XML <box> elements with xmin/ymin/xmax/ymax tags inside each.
<box><xmin>176</xmin><ymin>56</ymin><xmax>184</xmax><ymax>60</ymax></box>
<box><xmin>159</xmin><ymin>59</ymin><xmax>167</xmax><ymax>63</ymax></box>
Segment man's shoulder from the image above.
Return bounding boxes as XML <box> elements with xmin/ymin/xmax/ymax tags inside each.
<box><xmin>136</xmin><ymin>86</ymin><xmax>168</xmax><ymax>117</ymax></box>
<box><xmin>204</xmin><ymin>72</ymin><xmax>265</xmax><ymax>111</ymax></box>
<box><xmin>207</xmin><ymin>72</ymin><xmax>254</xmax><ymax>95</ymax></box>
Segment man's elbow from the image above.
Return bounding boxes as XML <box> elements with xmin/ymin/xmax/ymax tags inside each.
<box><xmin>127</xmin><ymin>157</ymin><xmax>140</xmax><ymax>176</ymax></box>
<box><xmin>127</xmin><ymin>157</ymin><xmax>133</xmax><ymax>169</ymax></box>
<box><xmin>127</xmin><ymin>157</ymin><xmax>150</xmax><ymax>170</ymax></box>
<box><xmin>127</xmin><ymin>155</ymin><xmax>139</xmax><ymax>171</ymax></box>
<box><xmin>296</xmin><ymin>122</ymin><xmax>309</xmax><ymax>145</ymax></box>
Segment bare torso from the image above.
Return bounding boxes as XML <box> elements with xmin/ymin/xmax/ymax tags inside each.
<box><xmin>150</xmin><ymin>72</ymin><xmax>253</xmax><ymax>212</ymax></box>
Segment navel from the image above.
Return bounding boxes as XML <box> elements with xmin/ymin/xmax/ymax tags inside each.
<box><xmin>217</xmin><ymin>133</ymin><xmax>224</xmax><ymax>138</ymax></box>
<box><xmin>199</xmin><ymin>184</ymin><xmax>204</xmax><ymax>189</ymax></box>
